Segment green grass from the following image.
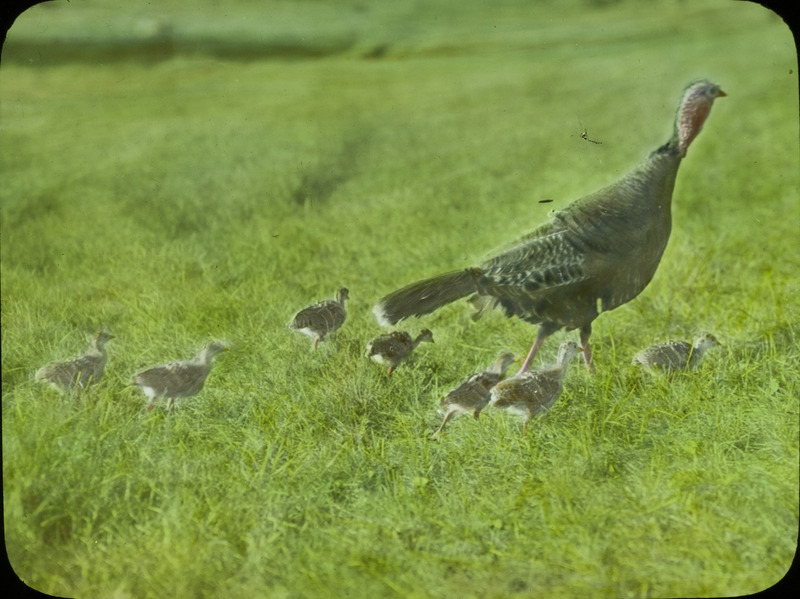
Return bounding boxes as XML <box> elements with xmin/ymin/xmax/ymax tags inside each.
<box><xmin>2</xmin><ymin>0</ymin><xmax>798</xmax><ymax>597</ymax></box>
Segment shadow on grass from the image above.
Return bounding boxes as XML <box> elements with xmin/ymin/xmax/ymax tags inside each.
<box><xmin>291</xmin><ymin>135</ymin><xmax>370</xmax><ymax>207</ymax></box>
<box><xmin>3</xmin><ymin>35</ymin><xmax>358</xmax><ymax>66</ymax></box>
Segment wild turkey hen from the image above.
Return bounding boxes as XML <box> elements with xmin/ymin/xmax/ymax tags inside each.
<box><xmin>133</xmin><ymin>340</ymin><xmax>228</xmax><ymax>412</ymax></box>
<box><xmin>35</xmin><ymin>331</ymin><xmax>114</xmax><ymax>393</ymax></box>
<box><xmin>432</xmin><ymin>350</ymin><xmax>516</xmax><ymax>438</ymax></box>
<box><xmin>374</xmin><ymin>81</ymin><xmax>726</xmax><ymax>373</ymax></box>
<box><xmin>489</xmin><ymin>341</ymin><xmax>580</xmax><ymax>436</ymax></box>
<box><xmin>290</xmin><ymin>287</ymin><xmax>349</xmax><ymax>349</ymax></box>
<box><xmin>632</xmin><ymin>332</ymin><xmax>721</xmax><ymax>374</ymax></box>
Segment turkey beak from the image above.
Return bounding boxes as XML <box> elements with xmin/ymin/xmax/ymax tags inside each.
<box><xmin>717</xmin><ymin>89</ymin><xmax>727</xmax><ymax>98</ymax></box>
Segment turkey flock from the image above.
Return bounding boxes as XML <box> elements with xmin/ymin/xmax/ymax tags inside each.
<box><xmin>34</xmin><ymin>80</ymin><xmax>726</xmax><ymax>436</ymax></box>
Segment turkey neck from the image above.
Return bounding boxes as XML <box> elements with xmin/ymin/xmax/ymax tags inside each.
<box><xmin>88</xmin><ymin>338</ymin><xmax>109</xmax><ymax>362</ymax></box>
<box><xmin>197</xmin><ymin>346</ymin><xmax>222</xmax><ymax>365</ymax></box>
<box><xmin>688</xmin><ymin>339</ymin><xmax>713</xmax><ymax>368</ymax></box>
<box><xmin>411</xmin><ymin>334</ymin><xmax>428</xmax><ymax>348</ymax></box>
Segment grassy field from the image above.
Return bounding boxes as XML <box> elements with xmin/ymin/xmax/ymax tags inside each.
<box><xmin>2</xmin><ymin>0</ymin><xmax>799</xmax><ymax>597</ymax></box>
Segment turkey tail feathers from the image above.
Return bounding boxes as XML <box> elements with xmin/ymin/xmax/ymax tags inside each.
<box><xmin>373</xmin><ymin>269</ymin><xmax>479</xmax><ymax>326</ymax></box>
